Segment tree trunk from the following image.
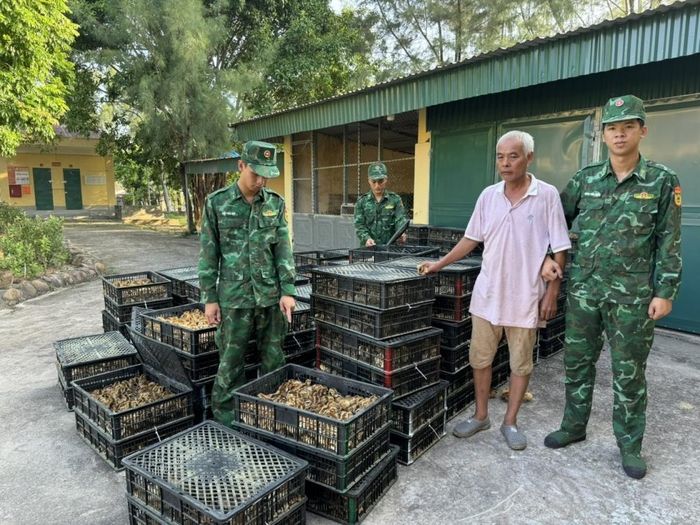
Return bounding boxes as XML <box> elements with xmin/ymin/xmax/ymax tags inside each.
<box><xmin>161</xmin><ymin>170</ymin><xmax>173</xmax><ymax>212</ymax></box>
<box><xmin>189</xmin><ymin>172</ymin><xmax>228</xmax><ymax>229</ymax></box>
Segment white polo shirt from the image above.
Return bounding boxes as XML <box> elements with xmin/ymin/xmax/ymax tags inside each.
<box><xmin>465</xmin><ymin>173</ymin><xmax>571</xmax><ymax>329</ymax></box>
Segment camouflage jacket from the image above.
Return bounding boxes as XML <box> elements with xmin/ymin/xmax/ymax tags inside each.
<box><xmin>353</xmin><ymin>191</ymin><xmax>407</xmax><ymax>245</ymax></box>
<box><xmin>198</xmin><ymin>183</ymin><xmax>296</xmax><ymax>308</ymax></box>
<box><xmin>561</xmin><ymin>156</ymin><xmax>682</xmax><ymax>304</ymax></box>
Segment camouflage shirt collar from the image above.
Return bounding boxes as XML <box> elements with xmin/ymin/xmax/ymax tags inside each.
<box><xmin>232</xmin><ymin>182</ymin><xmax>264</xmax><ymax>203</ymax></box>
<box><xmin>601</xmin><ymin>155</ymin><xmax>648</xmax><ymax>182</ymax></box>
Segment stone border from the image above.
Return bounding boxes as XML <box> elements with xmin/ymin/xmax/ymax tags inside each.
<box><xmin>0</xmin><ymin>240</ymin><xmax>106</xmax><ymax>308</ymax></box>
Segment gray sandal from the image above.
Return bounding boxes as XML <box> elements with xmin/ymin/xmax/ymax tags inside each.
<box><xmin>500</xmin><ymin>424</ymin><xmax>527</xmax><ymax>450</ymax></box>
<box><xmin>453</xmin><ymin>416</ymin><xmax>491</xmax><ymax>438</ymax></box>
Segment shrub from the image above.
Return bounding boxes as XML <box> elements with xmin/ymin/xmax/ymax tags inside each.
<box><xmin>0</xmin><ymin>202</ymin><xmax>25</xmax><ymax>235</ymax></box>
<box><xmin>0</xmin><ymin>214</ymin><xmax>70</xmax><ymax>278</ymax></box>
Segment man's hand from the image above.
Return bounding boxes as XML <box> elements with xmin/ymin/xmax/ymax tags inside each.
<box><xmin>648</xmin><ymin>297</ymin><xmax>672</xmax><ymax>320</ymax></box>
<box><xmin>541</xmin><ymin>257</ymin><xmax>563</xmax><ymax>282</ymax></box>
<box><xmin>539</xmin><ymin>288</ymin><xmax>559</xmax><ymax>321</ymax></box>
<box><xmin>417</xmin><ymin>261</ymin><xmax>438</xmax><ymax>275</ymax></box>
<box><xmin>365</xmin><ymin>238</ymin><xmax>376</xmax><ymax>247</ymax></box>
<box><xmin>280</xmin><ymin>295</ymin><xmax>296</xmax><ymax>323</ymax></box>
<box><xmin>205</xmin><ymin>302</ymin><xmax>221</xmax><ymax>326</ymax></box>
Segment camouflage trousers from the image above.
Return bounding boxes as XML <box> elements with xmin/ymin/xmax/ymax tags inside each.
<box><xmin>560</xmin><ymin>295</ymin><xmax>655</xmax><ymax>455</ymax></box>
<box><xmin>212</xmin><ymin>305</ymin><xmax>287</xmax><ymax>427</ymax></box>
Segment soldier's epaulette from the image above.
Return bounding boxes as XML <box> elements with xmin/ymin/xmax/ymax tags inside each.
<box><xmin>207</xmin><ymin>184</ymin><xmax>235</xmax><ymax>200</ymax></box>
<box><xmin>578</xmin><ymin>159</ymin><xmax>607</xmax><ymax>173</ymax></box>
<box><xmin>645</xmin><ymin>160</ymin><xmax>677</xmax><ymax>176</ymax></box>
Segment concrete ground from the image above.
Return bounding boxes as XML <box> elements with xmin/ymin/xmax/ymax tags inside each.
<box><xmin>0</xmin><ymin>222</ymin><xmax>698</xmax><ymax>525</ymax></box>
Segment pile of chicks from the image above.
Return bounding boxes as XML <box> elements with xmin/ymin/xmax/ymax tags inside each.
<box><xmin>258</xmin><ymin>379</ymin><xmax>377</xmax><ymax>421</ymax></box>
<box><xmin>162</xmin><ymin>309</ymin><xmax>211</xmax><ymax>330</ymax></box>
<box><xmin>113</xmin><ymin>277</ymin><xmax>152</xmax><ymax>288</ymax></box>
<box><xmin>91</xmin><ymin>374</ymin><xmax>172</xmax><ymax>412</ymax></box>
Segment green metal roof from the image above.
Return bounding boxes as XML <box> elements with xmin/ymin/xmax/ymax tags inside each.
<box><xmin>232</xmin><ymin>0</ymin><xmax>700</xmax><ymax>140</ymax></box>
<box><xmin>184</xmin><ymin>150</ymin><xmax>240</xmax><ymax>175</ymax></box>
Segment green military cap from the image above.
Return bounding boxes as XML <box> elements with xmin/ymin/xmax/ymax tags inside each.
<box><xmin>241</xmin><ymin>140</ymin><xmax>280</xmax><ymax>178</ymax></box>
<box><xmin>602</xmin><ymin>95</ymin><xmax>646</xmax><ymax>125</ymax></box>
<box><xmin>368</xmin><ymin>162</ymin><xmax>388</xmax><ymax>180</ymax></box>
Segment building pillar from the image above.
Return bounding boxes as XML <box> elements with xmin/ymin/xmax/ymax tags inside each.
<box><xmin>413</xmin><ymin>108</ymin><xmax>431</xmax><ymax>224</ymax></box>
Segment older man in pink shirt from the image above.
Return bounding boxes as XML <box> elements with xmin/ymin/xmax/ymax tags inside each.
<box><xmin>420</xmin><ymin>130</ymin><xmax>570</xmax><ymax>450</ymax></box>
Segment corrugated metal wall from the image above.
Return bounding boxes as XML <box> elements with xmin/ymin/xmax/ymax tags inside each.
<box><xmin>428</xmin><ymin>55</ymin><xmax>700</xmax><ymax>131</ymax></box>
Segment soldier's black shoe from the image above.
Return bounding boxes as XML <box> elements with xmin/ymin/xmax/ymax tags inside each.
<box><xmin>543</xmin><ymin>429</ymin><xmax>586</xmax><ymax>449</ymax></box>
<box><xmin>622</xmin><ymin>453</ymin><xmax>647</xmax><ymax>479</ymax></box>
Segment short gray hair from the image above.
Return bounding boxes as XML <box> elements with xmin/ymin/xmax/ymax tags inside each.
<box><xmin>497</xmin><ymin>130</ymin><xmax>535</xmax><ymax>155</ymax></box>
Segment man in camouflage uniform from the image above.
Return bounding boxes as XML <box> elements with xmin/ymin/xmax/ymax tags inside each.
<box><xmin>354</xmin><ymin>162</ymin><xmax>408</xmax><ymax>246</ymax></box>
<box><xmin>542</xmin><ymin>95</ymin><xmax>682</xmax><ymax>479</ymax></box>
<box><xmin>199</xmin><ymin>140</ymin><xmax>296</xmax><ymax>427</ymax></box>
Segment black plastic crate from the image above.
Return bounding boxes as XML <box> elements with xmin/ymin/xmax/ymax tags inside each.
<box><xmin>183</xmin><ymin>278</ymin><xmax>201</xmax><ymax>302</ymax></box>
<box><xmin>284</xmin><ymin>329</ymin><xmax>315</xmax><ymax>359</ymax></box>
<box><xmin>172</xmin><ymin>293</ymin><xmax>191</xmax><ymax>306</ymax></box>
<box><xmin>295</xmin><ymin>283</ymin><xmax>312</xmax><ymax>304</ymax></box>
<box><xmin>440</xmin><ymin>366</ymin><xmax>474</xmax><ymax>396</ymax></box>
<box><xmin>390</xmin><ymin>410</ymin><xmax>446</xmax><ymax>465</ymax></box>
<box><xmin>427</xmin><ymin>226</ymin><xmax>465</xmax><ymax>245</ymax></box>
<box><xmin>286</xmin><ymin>350</ymin><xmax>316</xmax><ymax>368</ymax></box>
<box><xmin>306</xmin><ymin>445</ymin><xmax>399</xmax><ymax>525</ymax></box>
<box><xmin>234</xmin><ymin>422</ymin><xmax>391</xmax><ymax>492</ymax></box>
<box><xmin>383</xmin><ymin>256</ymin><xmax>481</xmax><ymax>297</ymax></box>
<box><xmin>312</xmin><ymin>295</ymin><xmax>433</xmax><ymax>340</ymax></box>
<box><xmin>54</xmin><ymin>332</ymin><xmax>139</xmax><ymax>409</ymax></box>
<box><xmin>440</xmin><ymin>341</ymin><xmax>470</xmax><ymax>373</ymax></box>
<box><xmin>104</xmin><ymin>296</ymin><xmax>173</xmax><ymax>324</ymax></box>
<box><xmin>431</xmin><ymin>318</ymin><xmax>472</xmax><ymax>348</ymax></box>
<box><xmin>140</xmin><ymin>303</ymin><xmax>216</xmax><ymax>355</ymax></box>
<box><xmin>433</xmin><ymin>295</ymin><xmax>470</xmax><ymax>322</ymax></box>
<box><xmin>127</xmin><ymin>496</ymin><xmax>307</xmax><ymax>525</ymax></box>
<box><xmin>234</xmin><ymin>364</ymin><xmax>393</xmax><ymax>455</ymax></box>
<box><xmin>72</xmin><ymin>364</ymin><xmax>193</xmax><ymax>440</ymax></box>
<box><xmin>155</xmin><ymin>266</ymin><xmax>199</xmax><ymax>296</ymax></box>
<box><xmin>491</xmin><ymin>362</ymin><xmax>511</xmax><ymax>388</ymax></box>
<box><xmin>540</xmin><ymin>313</ymin><xmax>566</xmax><ymax>341</ymax></box>
<box><xmin>193</xmin><ymin>378</ymin><xmax>214</xmax><ymax>423</ymax></box>
<box><xmin>406</xmin><ymin>225</ymin><xmax>430</xmax><ymax>245</ymax></box>
<box><xmin>103</xmin><ymin>271</ymin><xmax>172</xmax><ymax>305</ymax></box>
<box><xmin>446</xmin><ymin>381</ymin><xmax>475</xmax><ymax>421</ymax></box>
<box><xmin>316</xmin><ymin>322</ymin><xmax>442</xmax><ymax>373</ymax></box>
<box><xmin>102</xmin><ymin>309</ymin><xmax>129</xmax><ymax>339</ymax></box>
<box><xmin>391</xmin><ymin>381</ymin><xmax>448</xmax><ymax>436</ymax></box>
<box><xmin>311</xmin><ymin>263</ymin><xmax>435</xmax><ymax>309</ymax></box>
<box><xmin>295</xmin><ymin>249</ymin><xmax>350</xmax><ymax>278</ymax></box>
<box><xmin>290</xmin><ymin>301</ymin><xmax>313</xmax><ymax>333</ymax></box>
<box><xmin>539</xmin><ymin>333</ymin><xmax>565</xmax><ymax>358</ymax></box>
<box><xmin>349</xmin><ymin>245</ymin><xmax>439</xmax><ymax>264</ymax></box>
<box><xmin>75</xmin><ymin>410</ymin><xmax>194</xmax><ymax>470</ymax></box>
<box><xmin>123</xmin><ymin>422</ymin><xmax>309</xmax><ymax>525</ymax></box>
<box><xmin>318</xmin><ymin>348</ymin><xmax>441</xmax><ymax>400</ymax></box>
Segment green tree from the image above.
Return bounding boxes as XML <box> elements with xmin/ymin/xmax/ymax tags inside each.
<box><xmin>0</xmin><ymin>0</ymin><xmax>78</xmax><ymax>156</ymax></box>
<box><xmin>245</xmin><ymin>3</ymin><xmax>379</xmax><ymax>114</ymax></box>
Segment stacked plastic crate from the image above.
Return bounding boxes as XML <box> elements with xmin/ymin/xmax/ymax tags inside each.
<box><xmin>70</xmin><ymin>327</ymin><xmax>195</xmax><ymax>470</ymax></box>
<box><xmin>155</xmin><ymin>266</ymin><xmax>199</xmax><ymax>305</ymax></box>
<box><xmin>231</xmin><ymin>364</ymin><xmax>397</xmax><ymax>524</ymax></box>
<box><xmin>101</xmin><ymin>271</ymin><xmax>173</xmax><ymax>340</ymax></box>
<box><xmin>294</xmin><ymin>249</ymin><xmax>351</xmax><ymax>280</ymax></box>
<box><xmin>123</xmin><ymin>421</ymin><xmax>309</xmax><ymax>524</ymax></box>
<box><xmin>54</xmin><ymin>332</ymin><xmax>139</xmax><ymax>410</ymax></box>
<box><xmin>311</xmin><ymin>263</ymin><xmax>448</xmax><ymax>465</ymax></box>
<box><xmin>348</xmin><ymin>244</ymin><xmax>439</xmax><ymax>264</ymax></box>
<box><xmin>383</xmin><ymin>256</ymin><xmax>481</xmax><ymax>421</ymax></box>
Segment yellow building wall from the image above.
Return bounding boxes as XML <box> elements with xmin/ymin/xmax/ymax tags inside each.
<box><xmin>413</xmin><ymin>108</ymin><xmax>431</xmax><ymax>224</ymax></box>
<box><xmin>0</xmin><ymin>137</ymin><xmax>115</xmax><ymax>210</ymax></box>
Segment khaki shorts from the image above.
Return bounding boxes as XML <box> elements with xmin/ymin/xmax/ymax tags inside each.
<box><xmin>469</xmin><ymin>315</ymin><xmax>536</xmax><ymax>376</ymax></box>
